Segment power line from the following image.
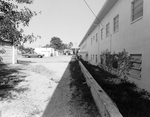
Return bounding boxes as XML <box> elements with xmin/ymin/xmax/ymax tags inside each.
<box><xmin>83</xmin><ymin>0</ymin><xmax>100</xmax><ymax>23</ymax></box>
<box><xmin>83</xmin><ymin>0</ymin><xmax>112</xmax><ymax>36</ymax></box>
<box><xmin>83</xmin><ymin>0</ymin><xmax>112</xmax><ymax>52</ymax></box>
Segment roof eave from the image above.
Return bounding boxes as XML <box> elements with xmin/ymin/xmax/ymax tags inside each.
<box><xmin>79</xmin><ymin>0</ymin><xmax>118</xmax><ymax>47</ymax></box>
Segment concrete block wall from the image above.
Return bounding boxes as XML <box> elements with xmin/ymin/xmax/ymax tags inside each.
<box><xmin>79</xmin><ymin>61</ymin><xmax>123</xmax><ymax>117</ymax></box>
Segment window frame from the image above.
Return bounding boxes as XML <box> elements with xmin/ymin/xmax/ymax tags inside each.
<box><xmin>93</xmin><ymin>36</ymin><xmax>95</xmax><ymax>42</ymax></box>
<box><xmin>131</xmin><ymin>0</ymin><xmax>143</xmax><ymax>22</ymax></box>
<box><xmin>106</xmin><ymin>23</ymin><xmax>110</xmax><ymax>37</ymax></box>
<box><xmin>101</xmin><ymin>28</ymin><xmax>104</xmax><ymax>39</ymax></box>
<box><xmin>96</xmin><ymin>33</ymin><xmax>98</xmax><ymax>42</ymax></box>
<box><xmin>96</xmin><ymin>54</ymin><xmax>97</xmax><ymax>63</ymax></box>
<box><xmin>113</xmin><ymin>15</ymin><xmax>119</xmax><ymax>33</ymax></box>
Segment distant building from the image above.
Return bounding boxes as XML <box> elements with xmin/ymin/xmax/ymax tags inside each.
<box><xmin>63</xmin><ymin>49</ymin><xmax>73</xmax><ymax>55</ymax></box>
<box><xmin>78</xmin><ymin>0</ymin><xmax>150</xmax><ymax>91</ymax></box>
<box><xmin>34</xmin><ymin>47</ymin><xmax>58</xmax><ymax>57</ymax></box>
<box><xmin>71</xmin><ymin>43</ymin><xmax>80</xmax><ymax>55</ymax></box>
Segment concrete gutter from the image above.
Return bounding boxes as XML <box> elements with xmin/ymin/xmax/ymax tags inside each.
<box><xmin>79</xmin><ymin>61</ymin><xmax>123</xmax><ymax>117</ymax></box>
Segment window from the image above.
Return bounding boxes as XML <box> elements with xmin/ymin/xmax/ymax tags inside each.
<box><xmin>129</xmin><ymin>54</ymin><xmax>142</xmax><ymax>79</ymax></box>
<box><xmin>113</xmin><ymin>15</ymin><xmax>119</xmax><ymax>32</ymax></box>
<box><xmin>91</xmin><ymin>38</ymin><xmax>92</xmax><ymax>45</ymax></box>
<box><xmin>96</xmin><ymin>55</ymin><xmax>97</xmax><ymax>63</ymax></box>
<box><xmin>132</xmin><ymin>0</ymin><xmax>143</xmax><ymax>21</ymax></box>
<box><xmin>106</xmin><ymin>23</ymin><xmax>110</xmax><ymax>37</ymax></box>
<box><xmin>100</xmin><ymin>55</ymin><xmax>103</xmax><ymax>64</ymax></box>
<box><xmin>96</xmin><ymin>33</ymin><xmax>98</xmax><ymax>42</ymax></box>
<box><xmin>93</xmin><ymin>36</ymin><xmax>95</xmax><ymax>43</ymax></box>
<box><xmin>101</xmin><ymin>28</ymin><xmax>104</xmax><ymax>39</ymax></box>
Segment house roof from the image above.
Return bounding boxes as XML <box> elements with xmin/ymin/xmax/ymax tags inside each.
<box><xmin>79</xmin><ymin>0</ymin><xmax>118</xmax><ymax>47</ymax></box>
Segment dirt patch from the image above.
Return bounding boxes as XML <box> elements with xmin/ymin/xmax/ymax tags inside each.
<box><xmin>0</xmin><ymin>64</ymin><xmax>59</xmax><ymax>117</ymax></box>
<box><xmin>0</xmin><ymin>56</ymin><xmax>101</xmax><ymax>117</ymax></box>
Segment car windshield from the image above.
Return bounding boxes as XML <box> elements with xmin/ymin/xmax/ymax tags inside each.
<box><xmin>34</xmin><ymin>52</ymin><xmax>37</xmax><ymax>54</ymax></box>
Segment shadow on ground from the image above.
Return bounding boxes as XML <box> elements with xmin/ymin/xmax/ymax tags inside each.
<box><xmin>42</xmin><ymin>56</ymin><xmax>100</xmax><ymax>117</ymax></box>
<box><xmin>17</xmin><ymin>60</ymin><xmax>36</xmax><ymax>65</ymax></box>
<box><xmin>0</xmin><ymin>64</ymin><xmax>28</xmax><ymax>101</ymax></box>
<box><xmin>69</xmin><ymin>57</ymin><xmax>100</xmax><ymax>117</ymax></box>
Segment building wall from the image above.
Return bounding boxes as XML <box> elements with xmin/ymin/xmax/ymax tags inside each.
<box><xmin>80</xmin><ymin>40</ymin><xmax>87</xmax><ymax>52</ymax></box>
<box><xmin>99</xmin><ymin>0</ymin><xmax>150</xmax><ymax>90</ymax></box>
<box><xmin>34</xmin><ymin>48</ymin><xmax>55</xmax><ymax>57</ymax></box>
<box><xmin>79</xmin><ymin>40</ymin><xmax>88</xmax><ymax>61</ymax></box>
<box><xmin>86</xmin><ymin>27</ymin><xmax>100</xmax><ymax>65</ymax></box>
<box><xmin>80</xmin><ymin>0</ymin><xmax>150</xmax><ymax>91</ymax></box>
<box><xmin>0</xmin><ymin>43</ymin><xmax>17</xmax><ymax>64</ymax></box>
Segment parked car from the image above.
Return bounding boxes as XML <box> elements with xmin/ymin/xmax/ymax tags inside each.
<box><xmin>22</xmin><ymin>52</ymin><xmax>44</xmax><ymax>58</ymax></box>
<box><xmin>63</xmin><ymin>49</ymin><xmax>73</xmax><ymax>55</ymax></box>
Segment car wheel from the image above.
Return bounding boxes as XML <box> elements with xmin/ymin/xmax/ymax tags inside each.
<box><xmin>38</xmin><ymin>55</ymin><xmax>42</xmax><ymax>58</ymax></box>
<box><xmin>26</xmin><ymin>56</ymin><xmax>30</xmax><ymax>58</ymax></box>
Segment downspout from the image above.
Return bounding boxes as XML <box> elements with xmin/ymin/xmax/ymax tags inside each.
<box><xmin>98</xmin><ymin>24</ymin><xmax>100</xmax><ymax>64</ymax></box>
<box><xmin>110</xmin><ymin>34</ymin><xmax>112</xmax><ymax>53</ymax></box>
<box><xmin>12</xmin><ymin>40</ymin><xmax>15</xmax><ymax>64</ymax></box>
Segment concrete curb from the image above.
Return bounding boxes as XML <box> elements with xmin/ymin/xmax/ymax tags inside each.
<box><xmin>79</xmin><ymin>61</ymin><xmax>123</xmax><ymax>117</ymax></box>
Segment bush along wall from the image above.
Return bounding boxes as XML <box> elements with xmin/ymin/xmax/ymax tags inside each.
<box><xmin>99</xmin><ymin>49</ymin><xmax>132</xmax><ymax>81</ymax></box>
<box><xmin>79</xmin><ymin>52</ymin><xmax>150</xmax><ymax>117</ymax></box>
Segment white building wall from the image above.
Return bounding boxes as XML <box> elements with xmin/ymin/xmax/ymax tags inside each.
<box><xmin>98</xmin><ymin>0</ymin><xmax>150</xmax><ymax>91</ymax></box>
<box><xmin>86</xmin><ymin>26</ymin><xmax>100</xmax><ymax>65</ymax></box>
<box><xmin>34</xmin><ymin>48</ymin><xmax>55</xmax><ymax>57</ymax></box>
<box><xmin>79</xmin><ymin>40</ymin><xmax>88</xmax><ymax>61</ymax></box>
<box><xmin>80</xmin><ymin>0</ymin><xmax>150</xmax><ymax>91</ymax></box>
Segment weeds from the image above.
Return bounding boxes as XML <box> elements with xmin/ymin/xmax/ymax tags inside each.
<box><xmin>69</xmin><ymin>58</ymin><xmax>100</xmax><ymax>117</ymax></box>
<box><xmin>81</xmin><ymin>59</ymin><xmax>150</xmax><ymax>117</ymax></box>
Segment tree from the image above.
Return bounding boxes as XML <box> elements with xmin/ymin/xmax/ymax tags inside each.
<box><xmin>43</xmin><ymin>44</ymin><xmax>50</xmax><ymax>48</ymax></box>
<box><xmin>22</xmin><ymin>47</ymin><xmax>34</xmax><ymax>54</ymax></box>
<box><xmin>62</xmin><ymin>43</ymin><xmax>68</xmax><ymax>50</ymax></box>
<box><xmin>50</xmin><ymin>37</ymin><xmax>63</xmax><ymax>50</ymax></box>
<box><xmin>44</xmin><ymin>41</ymin><xmax>68</xmax><ymax>50</ymax></box>
<box><xmin>68</xmin><ymin>42</ymin><xmax>73</xmax><ymax>49</ymax></box>
<box><xmin>18</xmin><ymin>44</ymin><xmax>25</xmax><ymax>51</ymax></box>
<box><xmin>0</xmin><ymin>0</ymin><xmax>39</xmax><ymax>46</ymax></box>
<box><xmin>15</xmin><ymin>0</ymin><xmax>33</xmax><ymax>4</ymax></box>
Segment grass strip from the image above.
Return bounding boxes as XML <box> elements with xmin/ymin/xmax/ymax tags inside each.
<box><xmin>69</xmin><ymin>58</ymin><xmax>101</xmax><ymax>117</ymax></box>
<box><xmin>81</xmin><ymin>60</ymin><xmax>150</xmax><ymax>117</ymax></box>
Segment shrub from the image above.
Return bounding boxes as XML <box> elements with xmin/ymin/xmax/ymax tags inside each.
<box><xmin>80</xmin><ymin>59</ymin><xmax>150</xmax><ymax>117</ymax></box>
<box><xmin>100</xmin><ymin>49</ymin><xmax>131</xmax><ymax>80</ymax></box>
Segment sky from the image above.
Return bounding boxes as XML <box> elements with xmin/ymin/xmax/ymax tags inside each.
<box><xmin>23</xmin><ymin>0</ymin><xmax>106</xmax><ymax>47</ymax></box>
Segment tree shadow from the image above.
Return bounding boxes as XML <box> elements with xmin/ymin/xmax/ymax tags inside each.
<box><xmin>42</xmin><ymin>56</ymin><xmax>100</xmax><ymax>117</ymax></box>
<box><xmin>17</xmin><ymin>60</ymin><xmax>36</xmax><ymax>65</ymax></box>
<box><xmin>42</xmin><ymin>60</ymin><xmax>72</xmax><ymax>117</ymax></box>
<box><xmin>0</xmin><ymin>65</ymin><xmax>28</xmax><ymax>101</ymax></box>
